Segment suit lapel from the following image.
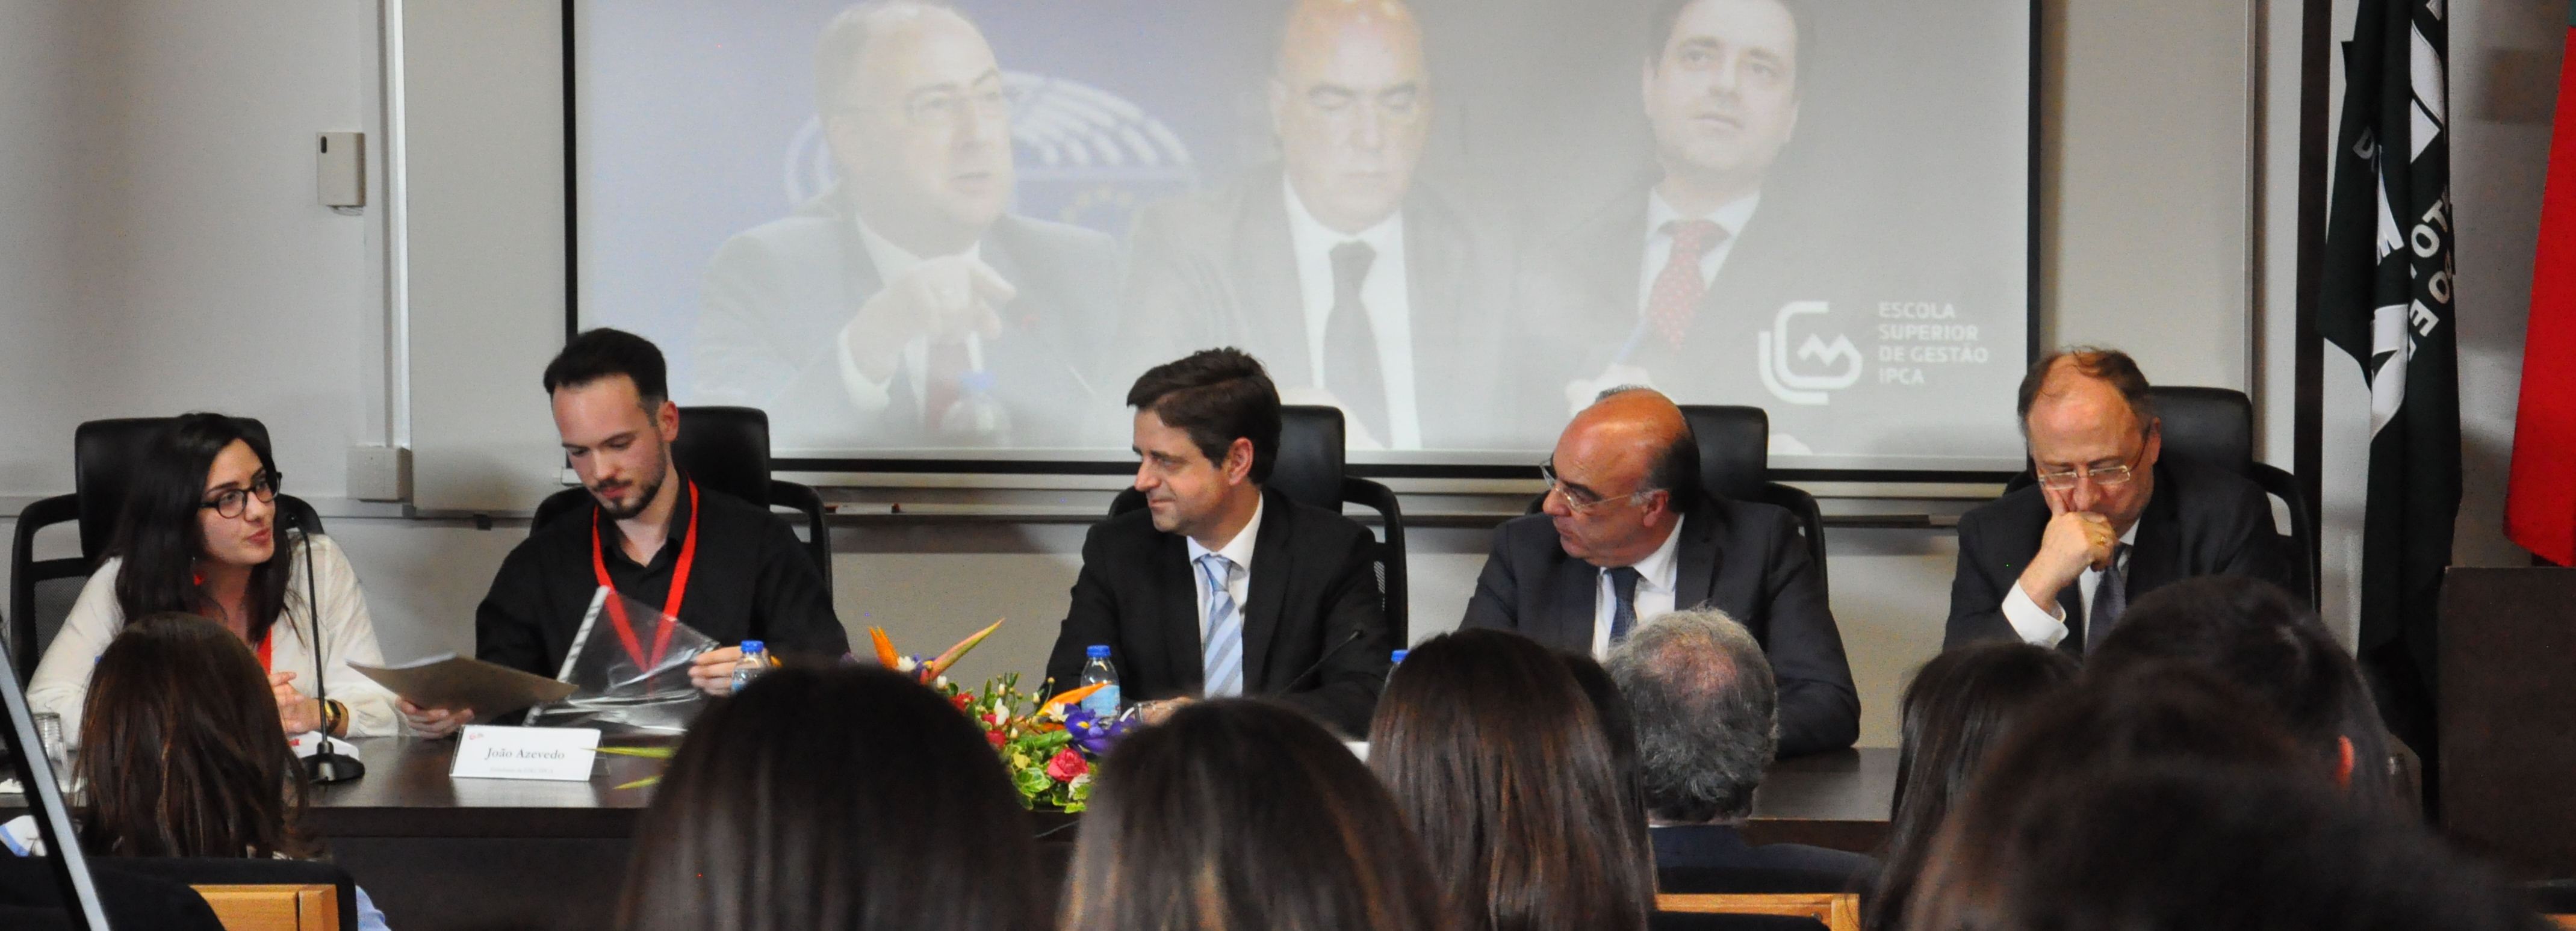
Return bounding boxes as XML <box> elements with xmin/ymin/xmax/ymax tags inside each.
<box><xmin>1547</xmin><ymin>555</ymin><xmax>1601</xmax><ymax>652</ymax></box>
<box><xmin>1238</xmin><ymin>489</ymin><xmax>1291</xmax><ymax>689</ymax></box>
<box><xmin>2127</xmin><ymin>463</ymin><xmax>2185</xmax><ymax>596</ymax></box>
<box><xmin>1674</xmin><ymin>500</ymin><xmax>1721</xmax><ymax>610</ymax></box>
<box><xmin>1236</xmin><ymin>180</ymin><xmax>1315</xmax><ymax>388</ymax></box>
<box><xmin>1157</xmin><ymin>531</ymin><xmax>1205</xmax><ymax>694</ymax></box>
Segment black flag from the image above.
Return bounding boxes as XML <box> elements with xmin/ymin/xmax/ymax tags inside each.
<box><xmin>2315</xmin><ymin>0</ymin><xmax>2460</xmax><ymax>789</ymax></box>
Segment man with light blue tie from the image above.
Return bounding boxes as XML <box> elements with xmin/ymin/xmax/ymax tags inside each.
<box><xmin>1043</xmin><ymin>348</ymin><xmax>1393</xmax><ymax>737</ymax></box>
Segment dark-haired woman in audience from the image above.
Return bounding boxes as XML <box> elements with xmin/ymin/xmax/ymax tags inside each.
<box><xmin>1371</xmin><ymin>628</ymin><xmax>1653</xmax><ymax>931</ymax></box>
<box><xmin>29</xmin><ymin>413</ymin><xmax>399</xmax><ymax>741</ymax></box>
<box><xmin>1863</xmin><ymin>642</ymin><xmax>2079</xmax><ymax>931</ymax></box>
<box><xmin>73</xmin><ymin>612</ymin><xmax>391</xmax><ymax>929</ymax></box>
<box><xmin>1063</xmin><ymin>699</ymin><xmax>1453</xmax><ymax>931</ymax></box>
<box><xmin>619</xmin><ymin>665</ymin><xmax>1041</xmax><ymax>931</ymax></box>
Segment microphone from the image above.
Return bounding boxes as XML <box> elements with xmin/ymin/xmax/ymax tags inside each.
<box><xmin>1285</xmin><ymin>628</ymin><xmax>1369</xmax><ymax>691</ymax></box>
<box><xmin>287</xmin><ymin>506</ymin><xmax>365</xmax><ymax>785</ymax></box>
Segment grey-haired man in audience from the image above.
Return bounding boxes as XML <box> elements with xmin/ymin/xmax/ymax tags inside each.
<box><xmin>1607</xmin><ymin>608</ymin><xmax>1875</xmax><ymax>882</ymax></box>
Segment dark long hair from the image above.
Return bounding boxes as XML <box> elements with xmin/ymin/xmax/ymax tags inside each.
<box><xmin>619</xmin><ymin>666</ymin><xmax>1040</xmax><ymax>931</ymax></box>
<box><xmin>1561</xmin><ymin>651</ymin><xmax>1650</xmax><ymax>845</ymax></box>
<box><xmin>76</xmin><ymin>613</ymin><xmax>318</xmax><ymax>859</ymax></box>
<box><xmin>1370</xmin><ymin>629</ymin><xmax>1653</xmax><ymax>931</ymax></box>
<box><xmin>1064</xmin><ymin>699</ymin><xmax>1454</xmax><ymax>931</ymax></box>
<box><xmin>110</xmin><ymin>413</ymin><xmax>292</xmax><ymax>644</ymax></box>
<box><xmin>1865</xmin><ymin>642</ymin><xmax>2079</xmax><ymax>931</ymax></box>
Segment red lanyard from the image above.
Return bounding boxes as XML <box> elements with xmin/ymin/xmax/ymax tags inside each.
<box><xmin>256</xmin><ymin>629</ymin><xmax>273</xmax><ymax>672</ymax></box>
<box><xmin>591</xmin><ymin>481</ymin><xmax>700</xmax><ymax>671</ymax></box>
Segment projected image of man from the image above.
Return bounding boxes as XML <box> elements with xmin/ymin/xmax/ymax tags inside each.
<box><xmin>1113</xmin><ymin>0</ymin><xmax>1507</xmax><ymax>450</ymax></box>
<box><xmin>694</xmin><ymin>0</ymin><xmax>1120</xmax><ymax>451</ymax></box>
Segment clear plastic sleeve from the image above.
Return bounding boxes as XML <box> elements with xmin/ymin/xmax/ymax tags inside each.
<box><xmin>523</xmin><ymin>587</ymin><xmax>716</xmax><ymax>735</ymax></box>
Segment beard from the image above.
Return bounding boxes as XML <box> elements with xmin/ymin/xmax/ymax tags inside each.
<box><xmin>589</xmin><ymin>458</ymin><xmax>669</xmax><ymax>521</ymax></box>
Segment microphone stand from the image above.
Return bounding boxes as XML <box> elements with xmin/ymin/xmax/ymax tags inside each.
<box><xmin>292</xmin><ymin>507</ymin><xmax>365</xmax><ymax>784</ymax></box>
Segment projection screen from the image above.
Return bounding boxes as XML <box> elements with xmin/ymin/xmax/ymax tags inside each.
<box><xmin>572</xmin><ymin>0</ymin><xmax>2033</xmax><ymax>474</ymax></box>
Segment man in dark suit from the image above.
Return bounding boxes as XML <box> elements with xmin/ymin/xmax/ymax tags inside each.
<box><xmin>1607</xmin><ymin>608</ymin><xmax>1876</xmax><ymax>883</ymax></box>
<box><xmin>1946</xmin><ymin>349</ymin><xmax>2295</xmax><ymax>654</ymax></box>
<box><xmin>1044</xmin><ymin>349</ymin><xmax>1391</xmax><ymax>737</ymax></box>
<box><xmin>1113</xmin><ymin>0</ymin><xmax>1508</xmax><ymax>450</ymax></box>
<box><xmin>1462</xmin><ymin>388</ymin><xmax>1858</xmax><ymax>756</ymax></box>
<box><xmin>694</xmin><ymin>1</ymin><xmax>1120</xmax><ymax>452</ymax></box>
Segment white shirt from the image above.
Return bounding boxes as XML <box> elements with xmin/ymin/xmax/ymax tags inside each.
<box><xmin>1185</xmin><ymin>495</ymin><xmax>1265</xmax><ymax>691</ymax></box>
<box><xmin>1591</xmin><ymin>516</ymin><xmax>1687</xmax><ymax>658</ymax></box>
<box><xmin>1283</xmin><ymin>179</ymin><xmax>1421</xmax><ymax>450</ymax></box>
<box><xmin>2001</xmin><ymin>522</ymin><xmax>2141</xmax><ymax>649</ymax></box>
<box><xmin>1636</xmin><ymin>189</ymin><xmax>1763</xmax><ymax>320</ymax></box>
<box><xmin>27</xmin><ymin>533</ymin><xmax>402</xmax><ymax>745</ymax></box>
<box><xmin>833</xmin><ymin>216</ymin><xmax>987</xmax><ymax>421</ymax></box>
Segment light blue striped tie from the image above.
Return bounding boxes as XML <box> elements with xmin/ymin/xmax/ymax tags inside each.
<box><xmin>1199</xmin><ymin>552</ymin><xmax>1244</xmax><ymax>696</ymax></box>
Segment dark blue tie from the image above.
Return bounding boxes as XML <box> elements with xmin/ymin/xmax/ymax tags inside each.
<box><xmin>1607</xmin><ymin>566</ymin><xmax>1643</xmax><ymax>644</ymax></box>
<box><xmin>2086</xmin><ymin>543</ymin><xmax>2130</xmax><ymax>655</ymax></box>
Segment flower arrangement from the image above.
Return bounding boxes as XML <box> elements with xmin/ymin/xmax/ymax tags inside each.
<box><xmin>867</xmin><ymin>622</ymin><xmax>1138</xmax><ymax>812</ymax></box>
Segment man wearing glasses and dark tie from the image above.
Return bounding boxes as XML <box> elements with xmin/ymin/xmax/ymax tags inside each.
<box><xmin>1460</xmin><ymin>387</ymin><xmax>1858</xmax><ymax>756</ymax></box>
<box><xmin>1945</xmin><ymin>348</ymin><xmax>2297</xmax><ymax>656</ymax></box>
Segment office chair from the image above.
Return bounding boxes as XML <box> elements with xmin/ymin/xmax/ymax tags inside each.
<box><xmin>1523</xmin><ymin>405</ymin><xmax>1830</xmax><ymax>590</ymax></box>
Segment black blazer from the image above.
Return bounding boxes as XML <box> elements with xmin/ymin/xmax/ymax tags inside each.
<box><xmin>1044</xmin><ymin>486</ymin><xmax>1392</xmax><ymax>737</ymax></box>
<box><xmin>1460</xmin><ymin>495</ymin><xmax>1860</xmax><ymax>756</ymax></box>
<box><xmin>1944</xmin><ymin>452</ymin><xmax>2297</xmax><ymax>654</ymax></box>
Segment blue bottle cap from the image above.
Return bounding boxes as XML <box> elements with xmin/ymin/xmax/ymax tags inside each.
<box><xmin>1087</xmin><ymin>645</ymin><xmax>1111</xmax><ymax>658</ymax></box>
<box><xmin>1391</xmin><ymin>649</ymin><xmax>1409</xmax><ymax>664</ymax></box>
<box><xmin>741</xmin><ymin>640</ymin><xmax>765</xmax><ymax>654</ymax></box>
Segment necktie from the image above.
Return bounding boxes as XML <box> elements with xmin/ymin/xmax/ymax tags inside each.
<box><xmin>2085</xmin><ymin>543</ymin><xmax>2130</xmax><ymax>655</ymax></box>
<box><xmin>1644</xmin><ymin>220</ymin><xmax>1729</xmax><ymax>347</ymax></box>
<box><xmin>923</xmin><ymin>338</ymin><xmax>971</xmax><ymax>429</ymax></box>
<box><xmin>1199</xmin><ymin>553</ymin><xmax>1244</xmax><ymax>696</ymax></box>
<box><xmin>1322</xmin><ymin>241</ymin><xmax>1389</xmax><ymax>445</ymax></box>
<box><xmin>1607</xmin><ymin>566</ymin><xmax>1643</xmax><ymax>645</ymax></box>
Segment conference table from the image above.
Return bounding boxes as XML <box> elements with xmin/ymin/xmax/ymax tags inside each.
<box><xmin>25</xmin><ymin>737</ymin><xmax>1898</xmax><ymax>930</ymax></box>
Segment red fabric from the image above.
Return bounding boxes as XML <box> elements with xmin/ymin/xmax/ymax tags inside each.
<box><xmin>1645</xmin><ymin>220</ymin><xmax>1727</xmax><ymax>347</ymax></box>
<box><xmin>2508</xmin><ymin>26</ymin><xmax>2576</xmax><ymax>567</ymax></box>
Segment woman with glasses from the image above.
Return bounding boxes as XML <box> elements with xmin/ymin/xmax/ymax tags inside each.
<box><xmin>29</xmin><ymin>413</ymin><xmax>401</xmax><ymax>743</ymax></box>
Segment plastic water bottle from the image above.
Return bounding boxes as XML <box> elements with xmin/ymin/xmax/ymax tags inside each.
<box><xmin>730</xmin><ymin>641</ymin><xmax>771</xmax><ymax>694</ymax></box>
<box><xmin>1078</xmin><ymin>645</ymin><xmax>1121</xmax><ymax>717</ymax></box>
<box><xmin>1388</xmin><ymin>649</ymin><xmax>1408</xmax><ymax>687</ymax></box>
<box><xmin>937</xmin><ymin>371</ymin><xmax>1013</xmax><ymax>447</ymax></box>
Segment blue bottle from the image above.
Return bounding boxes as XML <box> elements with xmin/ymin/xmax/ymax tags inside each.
<box><xmin>1078</xmin><ymin>645</ymin><xmax>1121</xmax><ymax>717</ymax></box>
<box><xmin>730</xmin><ymin>640</ymin><xmax>770</xmax><ymax>694</ymax></box>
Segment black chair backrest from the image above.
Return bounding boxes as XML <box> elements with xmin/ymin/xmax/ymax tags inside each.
<box><xmin>2146</xmin><ymin>386</ymin><xmax>2253</xmax><ymax>477</ymax></box>
<box><xmin>72</xmin><ymin>417</ymin><xmax>320</xmax><ymax>561</ymax></box>
<box><xmin>1679</xmin><ymin>406</ymin><xmax>1770</xmax><ymax>503</ymax></box>
<box><xmin>671</xmin><ymin>406</ymin><xmax>773</xmax><ymax>508</ymax></box>
<box><xmin>1271</xmin><ymin>406</ymin><xmax>1346</xmax><ymax>512</ymax></box>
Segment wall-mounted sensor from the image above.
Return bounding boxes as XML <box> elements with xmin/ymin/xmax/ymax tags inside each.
<box><xmin>318</xmin><ymin>131</ymin><xmax>365</xmax><ymax>208</ymax></box>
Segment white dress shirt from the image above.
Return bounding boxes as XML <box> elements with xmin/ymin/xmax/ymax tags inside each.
<box><xmin>27</xmin><ymin>533</ymin><xmax>402</xmax><ymax>744</ymax></box>
<box><xmin>2001</xmin><ymin>522</ymin><xmax>2140</xmax><ymax>649</ymax></box>
<box><xmin>1283</xmin><ymin>180</ymin><xmax>1421</xmax><ymax>450</ymax></box>
<box><xmin>1185</xmin><ymin>496</ymin><xmax>1265</xmax><ymax>670</ymax></box>
<box><xmin>833</xmin><ymin>216</ymin><xmax>987</xmax><ymax>420</ymax></box>
<box><xmin>1591</xmin><ymin>516</ymin><xmax>1687</xmax><ymax>658</ymax></box>
<box><xmin>1635</xmin><ymin>190</ymin><xmax>1763</xmax><ymax>320</ymax></box>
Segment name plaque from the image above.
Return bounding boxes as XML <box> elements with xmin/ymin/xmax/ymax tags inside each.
<box><xmin>450</xmin><ymin>725</ymin><xmax>603</xmax><ymax>781</ymax></box>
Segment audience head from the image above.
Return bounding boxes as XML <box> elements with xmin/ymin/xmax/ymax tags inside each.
<box><xmin>1560</xmin><ymin>651</ymin><xmax>1649</xmax><ymax>836</ymax></box>
<box><xmin>814</xmin><ymin>0</ymin><xmax>1011</xmax><ymax>252</ymax></box>
<box><xmin>2090</xmin><ymin>574</ymin><xmax>2395</xmax><ymax>802</ymax></box>
<box><xmin>77</xmin><ymin>613</ymin><xmax>317</xmax><ymax>859</ymax></box>
<box><xmin>1642</xmin><ymin>0</ymin><xmax>1808</xmax><ymax>206</ymax></box>
<box><xmin>1907</xmin><ymin>762</ymin><xmax>2546</xmax><ymax>931</ymax></box>
<box><xmin>620</xmin><ymin>665</ymin><xmax>1040</xmax><ymax>931</ymax></box>
<box><xmin>1869</xmin><ymin>642</ymin><xmax>2080</xmax><ymax>931</ymax></box>
<box><xmin>1271</xmin><ymin>0</ymin><xmax>1430</xmax><ymax>234</ymax></box>
<box><xmin>2016</xmin><ymin>347</ymin><xmax>2161</xmax><ymax>530</ymax></box>
<box><xmin>1545</xmin><ymin>387</ymin><xmax>1701</xmax><ymax>569</ymax></box>
<box><xmin>544</xmin><ymin>328</ymin><xmax>681</xmax><ymax>521</ymax></box>
<box><xmin>1371</xmin><ymin>628</ymin><xmax>1653</xmax><ymax>931</ymax></box>
<box><xmin>1125</xmin><ymin>348</ymin><xmax>1282</xmax><ymax>540</ymax></box>
<box><xmin>110</xmin><ymin>413</ymin><xmax>293</xmax><ymax>641</ymax></box>
<box><xmin>1064</xmin><ymin>699</ymin><xmax>1452</xmax><ymax>931</ymax></box>
<box><xmin>1605</xmin><ymin>608</ymin><xmax>1777</xmax><ymax>824</ymax></box>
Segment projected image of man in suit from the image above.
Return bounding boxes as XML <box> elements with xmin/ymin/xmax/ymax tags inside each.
<box><xmin>694</xmin><ymin>0</ymin><xmax>1120</xmax><ymax>451</ymax></box>
<box><xmin>1945</xmin><ymin>350</ymin><xmax>2296</xmax><ymax>654</ymax></box>
<box><xmin>1113</xmin><ymin>0</ymin><xmax>1507</xmax><ymax>450</ymax></box>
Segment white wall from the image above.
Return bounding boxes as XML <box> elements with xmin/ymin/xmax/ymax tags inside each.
<box><xmin>0</xmin><ymin>0</ymin><xmax>2368</xmax><ymax>749</ymax></box>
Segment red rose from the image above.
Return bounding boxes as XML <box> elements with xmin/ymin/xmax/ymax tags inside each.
<box><xmin>986</xmin><ymin>729</ymin><xmax>1007</xmax><ymax>748</ymax></box>
<box><xmin>951</xmin><ymin>692</ymin><xmax>975</xmax><ymax>711</ymax></box>
<box><xmin>1044</xmin><ymin>747</ymin><xmax>1089</xmax><ymax>781</ymax></box>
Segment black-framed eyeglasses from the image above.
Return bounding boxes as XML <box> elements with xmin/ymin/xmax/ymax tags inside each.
<box><xmin>1539</xmin><ymin>462</ymin><xmax>1652</xmax><ymax>516</ymax></box>
<box><xmin>200</xmin><ymin>472</ymin><xmax>280</xmax><ymax>519</ymax></box>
